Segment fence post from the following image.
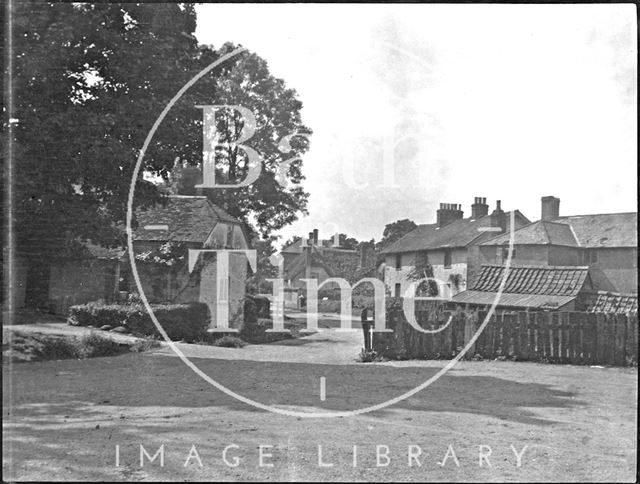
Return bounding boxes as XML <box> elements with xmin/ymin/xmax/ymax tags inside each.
<box><xmin>614</xmin><ymin>314</ymin><xmax>627</xmax><ymax>366</ymax></box>
<box><xmin>625</xmin><ymin>314</ymin><xmax>638</xmax><ymax>365</ymax></box>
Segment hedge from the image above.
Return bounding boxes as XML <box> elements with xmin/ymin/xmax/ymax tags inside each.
<box><xmin>68</xmin><ymin>301</ymin><xmax>210</xmax><ymax>343</ymax></box>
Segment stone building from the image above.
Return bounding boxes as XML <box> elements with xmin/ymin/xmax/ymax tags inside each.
<box><xmin>128</xmin><ymin>195</ymin><xmax>251</xmax><ymax>330</ymax></box>
<box><xmin>381</xmin><ymin>197</ymin><xmax>531</xmax><ymax>298</ymax></box>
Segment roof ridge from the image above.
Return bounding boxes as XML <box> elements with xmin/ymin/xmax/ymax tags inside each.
<box><xmin>481</xmin><ymin>263</ymin><xmax>589</xmax><ymax>270</ymax></box>
<box><xmin>555</xmin><ymin>211</ymin><xmax>638</xmax><ymax>218</ymax></box>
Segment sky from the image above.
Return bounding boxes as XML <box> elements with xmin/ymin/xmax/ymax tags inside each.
<box><xmin>194</xmin><ymin>3</ymin><xmax>637</xmax><ymax>244</ymax></box>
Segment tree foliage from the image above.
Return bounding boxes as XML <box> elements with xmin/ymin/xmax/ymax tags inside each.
<box><xmin>376</xmin><ymin>219</ymin><xmax>418</xmax><ymax>252</ymax></box>
<box><xmin>406</xmin><ymin>251</ymin><xmax>439</xmax><ymax>296</ymax></box>
<box><xmin>7</xmin><ymin>2</ymin><xmax>311</xmax><ymax>259</ymax></box>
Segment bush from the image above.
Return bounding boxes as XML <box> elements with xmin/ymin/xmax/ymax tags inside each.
<box><xmin>78</xmin><ymin>333</ymin><xmax>128</xmax><ymax>358</ymax></box>
<box><xmin>34</xmin><ymin>337</ymin><xmax>81</xmax><ymax>360</ymax></box>
<box><xmin>130</xmin><ymin>338</ymin><xmax>162</xmax><ymax>353</ymax></box>
<box><xmin>358</xmin><ymin>348</ymin><xmax>382</xmax><ymax>363</ymax></box>
<box><xmin>68</xmin><ymin>302</ymin><xmax>210</xmax><ymax>343</ymax></box>
<box><xmin>212</xmin><ymin>335</ymin><xmax>247</xmax><ymax>348</ymax></box>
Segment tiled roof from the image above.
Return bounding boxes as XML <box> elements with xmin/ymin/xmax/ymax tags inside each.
<box><xmin>472</xmin><ymin>265</ymin><xmax>589</xmax><ymax>296</ymax></box>
<box><xmin>381</xmin><ymin>210</ymin><xmax>530</xmax><ymax>254</ymax></box>
<box><xmin>285</xmin><ymin>246</ymin><xmax>361</xmax><ymax>282</ymax></box>
<box><xmin>480</xmin><ymin>212</ymin><xmax>637</xmax><ymax>248</ymax></box>
<box><xmin>554</xmin><ymin>212</ymin><xmax>637</xmax><ymax>248</ymax></box>
<box><xmin>479</xmin><ymin>221</ymin><xmax>579</xmax><ymax>247</ymax></box>
<box><xmin>133</xmin><ymin>196</ymin><xmax>239</xmax><ymax>244</ymax></box>
<box><xmin>450</xmin><ymin>264</ymin><xmax>591</xmax><ymax>309</ymax></box>
<box><xmin>584</xmin><ymin>291</ymin><xmax>638</xmax><ymax>314</ymax></box>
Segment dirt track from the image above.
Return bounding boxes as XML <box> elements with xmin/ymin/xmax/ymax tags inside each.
<box><xmin>3</xmin><ymin>327</ymin><xmax>637</xmax><ymax>482</ymax></box>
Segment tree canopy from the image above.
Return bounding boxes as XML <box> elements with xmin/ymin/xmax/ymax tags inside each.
<box><xmin>7</xmin><ymin>2</ymin><xmax>311</xmax><ymax>258</ymax></box>
<box><xmin>376</xmin><ymin>218</ymin><xmax>418</xmax><ymax>252</ymax></box>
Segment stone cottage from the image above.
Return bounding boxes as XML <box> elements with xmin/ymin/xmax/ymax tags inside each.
<box><xmin>381</xmin><ymin>198</ymin><xmax>531</xmax><ymax>299</ymax></box>
<box><xmin>127</xmin><ymin>195</ymin><xmax>252</xmax><ymax>330</ymax></box>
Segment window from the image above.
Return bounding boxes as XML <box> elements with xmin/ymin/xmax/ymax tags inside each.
<box><xmin>502</xmin><ymin>246</ymin><xmax>516</xmax><ymax>261</ymax></box>
<box><xmin>444</xmin><ymin>249</ymin><xmax>452</xmax><ymax>268</ymax></box>
<box><xmin>226</xmin><ymin>224</ymin><xmax>234</xmax><ymax>247</ymax></box>
<box><xmin>394</xmin><ymin>283</ymin><xmax>401</xmax><ymax>298</ymax></box>
<box><xmin>395</xmin><ymin>253</ymin><xmax>402</xmax><ymax>269</ymax></box>
<box><xmin>581</xmin><ymin>249</ymin><xmax>598</xmax><ymax>265</ymax></box>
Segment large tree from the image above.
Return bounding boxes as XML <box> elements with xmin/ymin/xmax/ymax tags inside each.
<box><xmin>6</xmin><ymin>2</ymin><xmax>311</xmax><ymax>257</ymax></box>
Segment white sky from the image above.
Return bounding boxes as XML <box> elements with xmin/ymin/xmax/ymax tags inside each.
<box><xmin>194</xmin><ymin>3</ymin><xmax>637</xmax><ymax>243</ymax></box>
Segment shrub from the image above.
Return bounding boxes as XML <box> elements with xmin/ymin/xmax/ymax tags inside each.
<box><xmin>34</xmin><ymin>337</ymin><xmax>81</xmax><ymax>360</ymax></box>
<box><xmin>240</xmin><ymin>317</ymin><xmax>297</xmax><ymax>344</ymax></box>
<box><xmin>358</xmin><ymin>348</ymin><xmax>381</xmax><ymax>363</ymax></box>
<box><xmin>68</xmin><ymin>302</ymin><xmax>210</xmax><ymax>343</ymax></box>
<box><xmin>212</xmin><ymin>335</ymin><xmax>247</xmax><ymax>348</ymax></box>
<box><xmin>78</xmin><ymin>333</ymin><xmax>128</xmax><ymax>358</ymax></box>
<box><xmin>130</xmin><ymin>338</ymin><xmax>162</xmax><ymax>353</ymax></box>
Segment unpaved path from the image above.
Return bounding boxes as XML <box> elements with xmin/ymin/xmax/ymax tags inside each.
<box><xmin>2</xmin><ymin>315</ymin><xmax>637</xmax><ymax>481</ymax></box>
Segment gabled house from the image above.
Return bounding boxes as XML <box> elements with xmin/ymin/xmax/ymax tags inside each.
<box><xmin>381</xmin><ymin>197</ymin><xmax>531</xmax><ymax>298</ymax></box>
<box><xmin>475</xmin><ymin>196</ymin><xmax>637</xmax><ymax>294</ymax></box>
<box><xmin>281</xmin><ymin>229</ymin><xmax>373</xmax><ymax>288</ymax></box>
<box><xmin>126</xmin><ymin>195</ymin><xmax>251</xmax><ymax>329</ymax></box>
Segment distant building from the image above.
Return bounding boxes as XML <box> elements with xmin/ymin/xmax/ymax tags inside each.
<box><xmin>280</xmin><ymin>230</ymin><xmax>377</xmax><ymax>309</ymax></box>
<box><xmin>281</xmin><ymin>229</ymin><xmax>374</xmax><ymax>288</ymax></box>
<box><xmin>381</xmin><ymin>197</ymin><xmax>531</xmax><ymax>298</ymax></box>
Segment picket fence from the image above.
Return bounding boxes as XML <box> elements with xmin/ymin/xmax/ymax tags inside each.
<box><xmin>372</xmin><ymin>309</ymin><xmax>638</xmax><ymax>367</ymax></box>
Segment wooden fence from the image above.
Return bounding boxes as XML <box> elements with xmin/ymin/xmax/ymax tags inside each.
<box><xmin>372</xmin><ymin>309</ymin><xmax>638</xmax><ymax>367</ymax></box>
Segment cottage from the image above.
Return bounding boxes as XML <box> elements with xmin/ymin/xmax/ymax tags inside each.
<box><xmin>381</xmin><ymin>198</ymin><xmax>530</xmax><ymax>298</ymax></box>
<box><xmin>127</xmin><ymin>195</ymin><xmax>251</xmax><ymax>329</ymax></box>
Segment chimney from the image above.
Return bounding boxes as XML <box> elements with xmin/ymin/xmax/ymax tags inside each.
<box><xmin>436</xmin><ymin>202</ymin><xmax>464</xmax><ymax>228</ymax></box>
<box><xmin>490</xmin><ymin>200</ymin><xmax>506</xmax><ymax>232</ymax></box>
<box><xmin>308</xmin><ymin>231</ymin><xmax>314</xmax><ymax>245</ymax></box>
<box><xmin>358</xmin><ymin>241</ymin><xmax>375</xmax><ymax>269</ymax></box>
<box><xmin>471</xmin><ymin>197</ymin><xmax>489</xmax><ymax>219</ymax></box>
<box><xmin>313</xmin><ymin>228</ymin><xmax>319</xmax><ymax>245</ymax></box>
<box><xmin>541</xmin><ymin>196</ymin><xmax>560</xmax><ymax>221</ymax></box>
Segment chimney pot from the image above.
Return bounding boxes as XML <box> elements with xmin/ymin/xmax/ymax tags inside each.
<box><xmin>471</xmin><ymin>196</ymin><xmax>489</xmax><ymax>219</ymax></box>
<box><xmin>436</xmin><ymin>201</ymin><xmax>464</xmax><ymax>227</ymax></box>
<box><xmin>496</xmin><ymin>200</ymin><xmax>502</xmax><ymax>211</ymax></box>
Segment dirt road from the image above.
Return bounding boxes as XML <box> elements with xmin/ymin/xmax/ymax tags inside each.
<box><xmin>3</xmin><ymin>325</ymin><xmax>637</xmax><ymax>482</ymax></box>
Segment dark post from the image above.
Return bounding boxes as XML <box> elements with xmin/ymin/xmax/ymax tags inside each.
<box><xmin>361</xmin><ymin>307</ymin><xmax>373</xmax><ymax>351</ymax></box>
